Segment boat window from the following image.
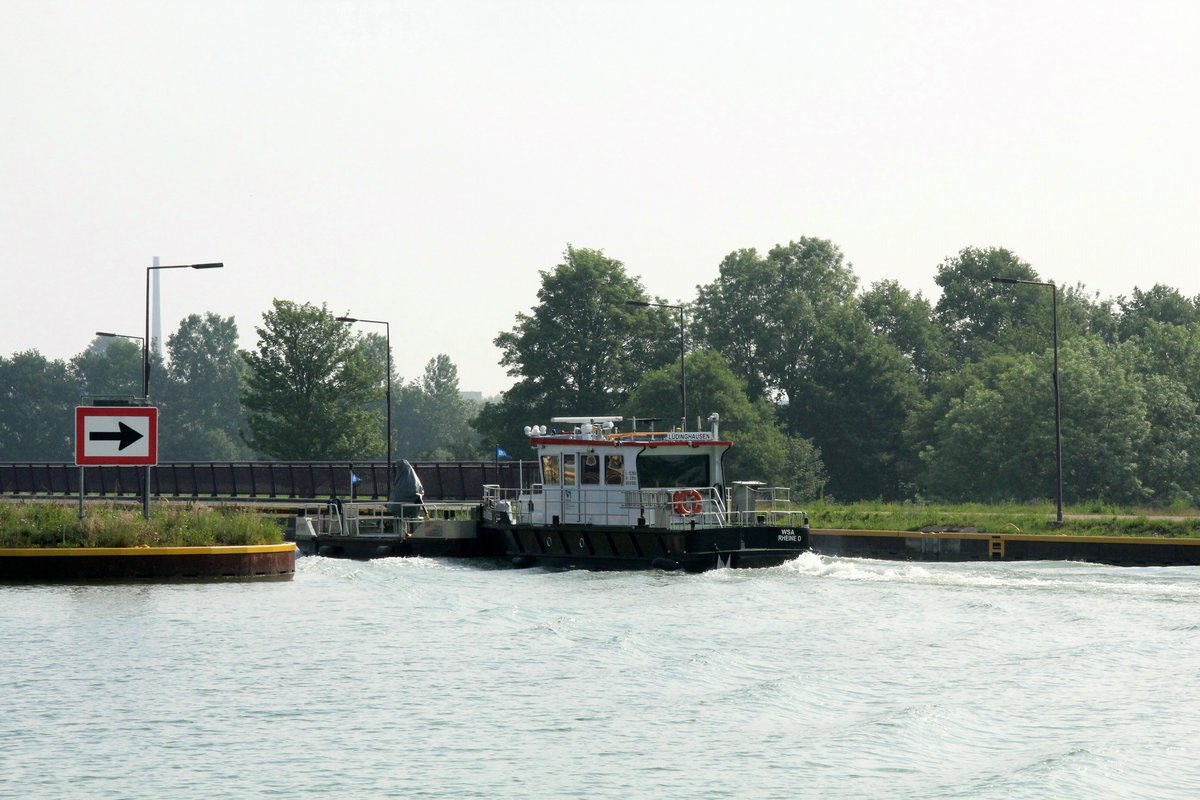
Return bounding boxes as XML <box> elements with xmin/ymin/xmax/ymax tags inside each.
<box><xmin>541</xmin><ymin>454</ymin><xmax>560</xmax><ymax>485</ymax></box>
<box><xmin>637</xmin><ymin>453</ymin><xmax>710</xmax><ymax>488</ymax></box>
<box><xmin>605</xmin><ymin>454</ymin><xmax>624</xmax><ymax>485</ymax></box>
<box><xmin>562</xmin><ymin>454</ymin><xmax>576</xmax><ymax>485</ymax></box>
<box><xmin>581</xmin><ymin>454</ymin><xmax>600</xmax><ymax>485</ymax></box>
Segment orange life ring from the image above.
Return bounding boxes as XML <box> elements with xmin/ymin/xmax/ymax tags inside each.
<box><xmin>672</xmin><ymin>489</ymin><xmax>703</xmax><ymax>516</ymax></box>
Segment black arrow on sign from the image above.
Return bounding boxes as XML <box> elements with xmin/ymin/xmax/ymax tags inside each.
<box><xmin>89</xmin><ymin>422</ymin><xmax>144</xmax><ymax>451</ymax></box>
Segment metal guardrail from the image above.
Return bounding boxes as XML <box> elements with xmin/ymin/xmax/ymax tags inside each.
<box><xmin>0</xmin><ymin>460</ymin><xmax>539</xmax><ymax>503</ymax></box>
<box><xmin>482</xmin><ymin>483</ymin><xmax>804</xmax><ymax>529</ymax></box>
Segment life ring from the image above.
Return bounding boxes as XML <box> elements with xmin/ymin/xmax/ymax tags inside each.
<box><xmin>672</xmin><ymin>489</ymin><xmax>703</xmax><ymax>516</ymax></box>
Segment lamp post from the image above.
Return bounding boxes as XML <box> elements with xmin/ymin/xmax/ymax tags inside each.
<box><xmin>88</xmin><ymin>332</ymin><xmax>146</xmax><ymax>520</ymax></box>
<box><xmin>337</xmin><ymin>315</ymin><xmax>392</xmax><ymax>488</ymax></box>
<box><xmin>141</xmin><ymin>261</ymin><xmax>223</xmax><ymax>519</ymax></box>
<box><xmin>991</xmin><ymin>276</ymin><xmax>1063</xmax><ymax>524</ymax></box>
<box><xmin>96</xmin><ymin>331</ymin><xmax>144</xmax><ymax>344</ymax></box>
<box><xmin>145</xmin><ymin>262</ymin><xmax>223</xmax><ymax>397</ymax></box>
<box><xmin>625</xmin><ymin>300</ymin><xmax>686</xmax><ymax>430</ymax></box>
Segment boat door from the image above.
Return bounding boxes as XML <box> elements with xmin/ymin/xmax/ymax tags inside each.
<box><xmin>561</xmin><ymin>453</ymin><xmax>580</xmax><ymax>522</ymax></box>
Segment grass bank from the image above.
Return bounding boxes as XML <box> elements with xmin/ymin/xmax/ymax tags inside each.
<box><xmin>0</xmin><ymin>502</ymin><xmax>285</xmax><ymax>548</ymax></box>
<box><xmin>807</xmin><ymin>500</ymin><xmax>1200</xmax><ymax>538</ymax></box>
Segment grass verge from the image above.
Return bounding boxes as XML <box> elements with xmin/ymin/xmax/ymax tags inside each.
<box><xmin>0</xmin><ymin>502</ymin><xmax>285</xmax><ymax>548</ymax></box>
<box><xmin>807</xmin><ymin>500</ymin><xmax>1200</xmax><ymax>538</ymax></box>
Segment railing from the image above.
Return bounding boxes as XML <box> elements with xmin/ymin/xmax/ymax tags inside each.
<box><xmin>484</xmin><ymin>484</ymin><xmax>760</xmax><ymax>530</ymax></box>
<box><xmin>301</xmin><ymin>499</ymin><xmax>477</xmax><ymax>537</ymax></box>
<box><xmin>482</xmin><ymin>484</ymin><xmax>622</xmax><ymax>526</ymax></box>
<box><xmin>0</xmin><ymin>460</ymin><xmax>539</xmax><ymax>503</ymax></box>
<box><xmin>728</xmin><ymin>486</ymin><xmax>808</xmax><ymax>528</ymax></box>
<box><xmin>622</xmin><ymin>487</ymin><xmax>728</xmax><ymax>527</ymax></box>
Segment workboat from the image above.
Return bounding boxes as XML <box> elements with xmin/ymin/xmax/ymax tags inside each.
<box><xmin>480</xmin><ymin>414</ymin><xmax>809</xmax><ymax>571</ymax></box>
<box><xmin>292</xmin><ymin>413</ymin><xmax>810</xmax><ymax>572</ymax></box>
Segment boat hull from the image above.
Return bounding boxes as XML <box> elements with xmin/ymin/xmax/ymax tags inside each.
<box><xmin>486</xmin><ymin>522</ymin><xmax>810</xmax><ymax>572</ymax></box>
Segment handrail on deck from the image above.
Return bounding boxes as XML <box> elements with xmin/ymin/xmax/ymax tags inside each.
<box><xmin>484</xmin><ymin>483</ymin><xmax>809</xmax><ymax>529</ymax></box>
<box><xmin>303</xmin><ymin>498</ymin><xmax>478</xmax><ymax>538</ymax></box>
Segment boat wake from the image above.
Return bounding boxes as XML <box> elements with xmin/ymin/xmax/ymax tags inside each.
<box><xmin>781</xmin><ymin>550</ymin><xmax>1200</xmax><ymax>598</ymax></box>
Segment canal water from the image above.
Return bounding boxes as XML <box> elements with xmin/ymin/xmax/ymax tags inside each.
<box><xmin>3</xmin><ymin>553</ymin><xmax>1199</xmax><ymax>799</ymax></box>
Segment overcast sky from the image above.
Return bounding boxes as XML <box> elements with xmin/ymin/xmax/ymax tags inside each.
<box><xmin>2</xmin><ymin>0</ymin><xmax>1197</xmax><ymax>395</ymax></box>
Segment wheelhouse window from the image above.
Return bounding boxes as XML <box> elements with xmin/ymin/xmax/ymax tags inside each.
<box><xmin>581</xmin><ymin>454</ymin><xmax>600</xmax><ymax>485</ymax></box>
<box><xmin>605</xmin><ymin>454</ymin><xmax>624</xmax><ymax>485</ymax></box>
<box><xmin>562</xmin><ymin>453</ymin><xmax>577</xmax><ymax>485</ymax></box>
<box><xmin>541</xmin><ymin>454</ymin><xmax>560</xmax><ymax>485</ymax></box>
<box><xmin>637</xmin><ymin>453</ymin><xmax>710</xmax><ymax>488</ymax></box>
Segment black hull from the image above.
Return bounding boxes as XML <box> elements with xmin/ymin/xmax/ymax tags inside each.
<box><xmin>290</xmin><ymin>520</ymin><xmax>809</xmax><ymax>572</ymax></box>
<box><xmin>487</xmin><ymin>522</ymin><xmax>810</xmax><ymax>572</ymax></box>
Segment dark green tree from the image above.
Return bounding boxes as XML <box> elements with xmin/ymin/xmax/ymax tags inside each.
<box><xmin>1055</xmin><ymin>337</ymin><xmax>1149</xmax><ymax>503</ymax></box>
<box><xmin>475</xmin><ymin>246</ymin><xmax>678</xmax><ymax>456</ymax></box>
<box><xmin>353</xmin><ymin>329</ymin><xmax>397</xmax><ymax>461</ymax></box>
<box><xmin>394</xmin><ymin>355</ymin><xmax>480</xmax><ymax>460</ymax></box>
<box><xmin>1117</xmin><ymin>284</ymin><xmax>1200</xmax><ymax>342</ymax></box>
<box><xmin>71</xmin><ymin>336</ymin><xmax>145</xmax><ymax>399</ymax></box>
<box><xmin>920</xmin><ymin>337</ymin><xmax>1149</xmax><ymax>504</ymax></box>
<box><xmin>903</xmin><ymin>353</ymin><xmax>1021</xmax><ymax>489</ymax></box>
<box><xmin>241</xmin><ymin>300</ymin><xmax>383</xmax><ymax>460</ymax></box>
<box><xmin>785</xmin><ymin>304</ymin><xmax>923</xmax><ymax>500</ymax></box>
<box><xmin>1136</xmin><ymin>374</ymin><xmax>1200</xmax><ymax>505</ymax></box>
<box><xmin>1123</xmin><ymin>319</ymin><xmax>1200</xmax><ymax>401</ymax></box>
<box><xmin>1118</xmin><ymin>325</ymin><xmax>1200</xmax><ymax>504</ymax></box>
<box><xmin>0</xmin><ymin>350</ymin><xmax>81</xmax><ymax>460</ymax></box>
<box><xmin>158</xmin><ymin>313</ymin><xmax>250</xmax><ymax>460</ymax></box>
<box><xmin>694</xmin><ymin>238</ymin><xmax>857</xmax><ymax>402</ymax></box>
<box><xmin>933</xmin><ymin>246</ymin><xmax>1047</xmax><ymax>361</ymax></box>
<box><xmin>1063</xmin><ymin>284</ymin><xmax>1120</xmax><ymax>344</ymax></box>
<box><xmin>623</xmin><ymin>349</ymin><xmax>827</xmax><ymax>498</ymax></box>
<box><xmin>694</xmin><ymin>239</ymin><xmax>927</xmax><ymax>499</ymax></box>
<box><xmin>859</xmin><ymin>279</ymin><xmax>949</xmax><ymax>381</ymax></box>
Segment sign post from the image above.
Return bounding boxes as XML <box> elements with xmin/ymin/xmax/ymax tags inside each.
<box><xmin>75</xmin><ymin>407</ymin><xmax>158</xmax><ymax>518</ymax></box>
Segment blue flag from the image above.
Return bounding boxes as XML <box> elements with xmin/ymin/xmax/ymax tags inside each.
<box><xmin>496</xmin><ymin>447</ymin><xmax>511</xmax><ymax>459</ymax></box>
<box><xmin>350</xmin><ymin>471</ymin><xmax>362</xmax><ymax>485</ymax></box>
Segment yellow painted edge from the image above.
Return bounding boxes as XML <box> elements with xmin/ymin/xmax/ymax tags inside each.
<box><xmin>810</xmin><ymin>528</ymin><xmax>1200</xmax><ymax>546</ymax></box>
<box><xmin>0</xmin><ymin>543</ymin><xmax>297</xmax><ymax>557</ymax></box>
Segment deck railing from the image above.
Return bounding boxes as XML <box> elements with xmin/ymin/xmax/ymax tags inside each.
<box><xmin>300</xmin><ymin>499</ymin><xmax>478</xmax><ymax>537</ymax></box>
<box><xmin>482</xmin><ymin>484</ymin><xmax>806</xmax><ymax>530</ymax></box>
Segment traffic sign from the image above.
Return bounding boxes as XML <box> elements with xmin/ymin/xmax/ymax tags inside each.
<box><xmin>75</xmin><ymin>406</ymin><xmax>158</xmax><ymax>466</ymax></box>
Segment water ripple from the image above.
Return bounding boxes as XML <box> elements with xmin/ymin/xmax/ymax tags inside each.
<box><xmin>4</xmin><ymin>558</ymin><xmax>1200</xmax><ymax>798</ymax></box>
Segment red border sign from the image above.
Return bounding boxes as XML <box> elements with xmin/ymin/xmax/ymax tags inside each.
<box><xmin>75</xmin><ymin>407</ymin><xmax>158</xmax><ymax>466</ymax></box>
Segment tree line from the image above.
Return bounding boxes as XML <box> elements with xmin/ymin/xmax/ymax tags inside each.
<box><xmin>476</xmin><ymin>242</ymin><xmax>1200</xmax><ymax>508</ymax></box>
<box><xmin>4</xmin><ymin>238</ymin><xmax>1200</xmax><ymax>507</ymax></box>
<box><xmin>0</xmin><ymin>306</ymin><xmax>481</xmax><ymax>464</ymax></box>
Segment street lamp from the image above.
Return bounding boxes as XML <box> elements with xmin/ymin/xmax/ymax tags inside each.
<box><xmin>991</xmin><ymin>276</ymin><xmax>1063</xmax><ymax>524</ymax></box>
<box><xmin>90</xmin><ymin>331</ymin><xmax>148</xmax><ymax>521</ymax></box>
<box><xmin>625</xmin><ymin>300</ymin><xmax>687</xmax><ymax>431</ymax></box>
<box><xmin>96</xmin><ymin>331</ymin><xmax>145</xmax><ymax>347</ymax></box>
<box><xmin>337</xmin><ymin>315</ymin><xmax>392</xmax><ymax>488</ymax></box>
<box><xmin>141</xmin><ymin>261</ymin><xmax>223</xmax><ymax>519</ymax></box>
<box><xmin>145</xmin><ymin>262</ymin><xmax>223</xmax><ymax>398</ymax></box>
